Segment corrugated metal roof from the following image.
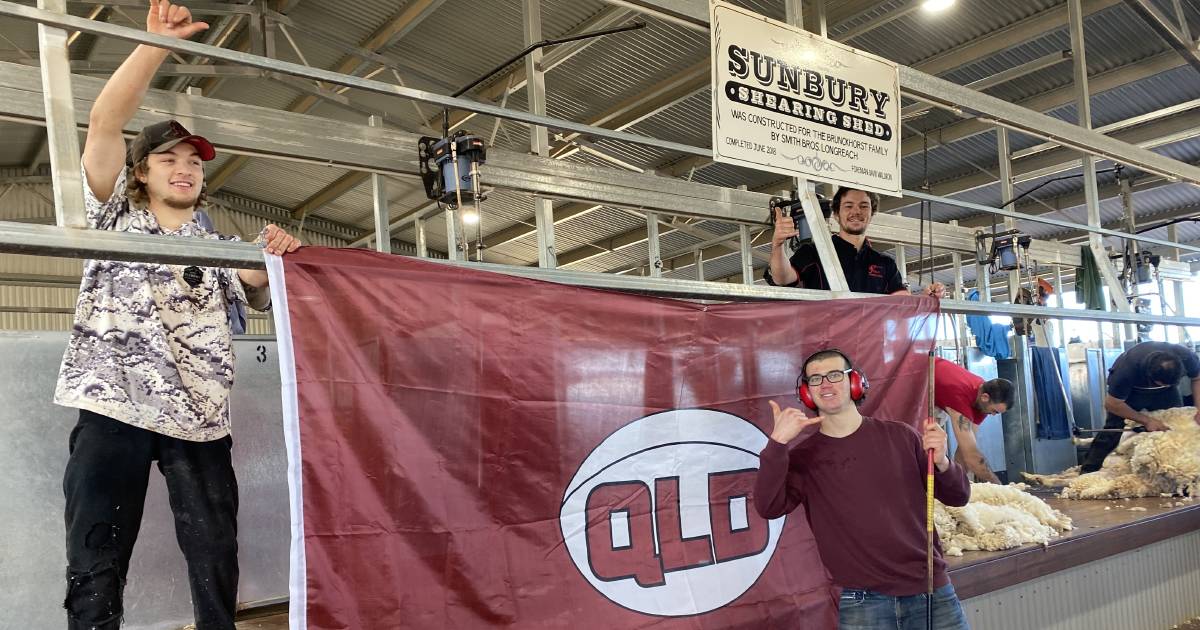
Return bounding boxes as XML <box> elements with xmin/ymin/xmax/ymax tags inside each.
<box><xmin>223</xmin><ymin>157</ymin><xmax>350</xmax><ymax>210</ymax></box>
<box><xmin>840</xmin><ymin>0</ymin><xmax>1061</xmax><ymax>67</ymax></box>
<box><xmin>3</xmin><ymin>0</ymin><xmax>1200</xmax><ymax>295</ymax></box>
<box><xmin>0</xmin><ymin>124</ymin><xmax>44</xmax><ymax>168</ymax></box>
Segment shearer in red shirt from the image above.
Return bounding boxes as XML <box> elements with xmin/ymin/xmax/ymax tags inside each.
<box><xmin>755</xmin><ymin>349</ymin><xmax>971</xmax><ymax>629</ymax></box>
<box><xmin>933</xmin><ymin>358</ymin><xmax>1014</xmax><ymax>484</ymax></box>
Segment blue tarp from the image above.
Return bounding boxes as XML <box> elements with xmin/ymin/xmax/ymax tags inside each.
<box><xmin>965</xmin><ymin>290</ymin><xmax>1011</xmax><ymax>360</ymax></box>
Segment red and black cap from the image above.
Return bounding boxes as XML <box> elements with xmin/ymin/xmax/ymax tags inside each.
<box><xmin>127</xmin><ymin>120</ymin><xmax>216</xmax><ymax>166</ymax></box>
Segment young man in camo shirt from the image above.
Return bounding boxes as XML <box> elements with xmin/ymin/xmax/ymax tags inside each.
<box><xmin>55</xmin><ymin>1</ymin><xmax>300</xmax><ymax>628</ymax></box>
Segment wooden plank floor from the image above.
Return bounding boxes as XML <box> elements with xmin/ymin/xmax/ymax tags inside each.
<box><xmin>219</xmin><ymin>493</ymin><xmax>1197</xmax><ymax>629</ymax></box>
<box><xmin>947</xmin><ymin>490</ymin><xmax>1200</xmax><ymax>598</ymax></box>
<box><xmin>234</xmin><ymin>616</ymin><xmax>289</xmax><ymax>629</ymax></box>
<box><xmin>947</xmin><ymin>491</ymin><xmax>1196</xmax><ymax>570</ymax></box>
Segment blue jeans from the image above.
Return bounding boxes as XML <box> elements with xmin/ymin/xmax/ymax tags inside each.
<box><xmin>838</xmin><ymin>583</ymin><xmax>969</xmax><ymax>629</ymax></box>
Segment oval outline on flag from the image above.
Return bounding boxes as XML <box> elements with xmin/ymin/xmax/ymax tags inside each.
<box><xmin>559</xmin><ymin>408</ymin><xmax>785</xmax><ymax>617</ymax></box>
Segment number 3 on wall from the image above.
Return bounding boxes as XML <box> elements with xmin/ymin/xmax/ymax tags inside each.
<box><xmin>256</xmin><ymin>345</ymin><xmax>267</xmax><ymax>363</ymax></box>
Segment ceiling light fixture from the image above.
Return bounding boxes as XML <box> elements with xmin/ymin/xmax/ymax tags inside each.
<box><xmin>922</xmin><ymin>0</ymin><xmax>955</xmax><ymax>12</ymax></box>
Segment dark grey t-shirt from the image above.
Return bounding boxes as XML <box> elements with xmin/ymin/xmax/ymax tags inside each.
<box><xmin>1107</xmin><ymin>341</ymin><xmax>1200</xmax><ymax>400</ymax></box>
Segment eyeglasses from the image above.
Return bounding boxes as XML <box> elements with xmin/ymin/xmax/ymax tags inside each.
<box><xmin>805</xmin><ymin>369</ymin><xmax>853</xmax><ymax>387</ymax></box>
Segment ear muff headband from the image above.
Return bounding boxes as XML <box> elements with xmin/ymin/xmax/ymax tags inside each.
<box><xmin>797</xmin><ymin>349</ymin><xmax>870</xmax><ymax>410</ymax></box>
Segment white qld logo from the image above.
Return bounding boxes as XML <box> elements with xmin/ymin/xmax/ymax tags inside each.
<box><xmin>559</xmin><ymin>409</ymin><xmax>785</xmax><ymax>617</ymax></box>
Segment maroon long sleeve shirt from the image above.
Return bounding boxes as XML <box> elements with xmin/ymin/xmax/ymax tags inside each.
<box><xmin>754</xmin><ymin>416</ymin><xmax>971</xmax><ymax>596</ymax></box>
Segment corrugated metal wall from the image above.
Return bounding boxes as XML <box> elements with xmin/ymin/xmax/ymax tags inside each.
<box><xmin>964</xmin><ymin>529</ymin><xmax>1200</xmax><ymax>630</ymax></box>
<box><xmin>0</xmin><ymin>170</ymin><xmax>53</xmax><ymax>222</ymax></box>
<box><xmin>0</xmin><ymin>177</ymin><xmax>352</xmax><ymax>334</ymax></box>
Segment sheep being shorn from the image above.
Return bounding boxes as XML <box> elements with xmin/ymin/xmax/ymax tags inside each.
<box><xmin>935</xmin><ymin>483</ymin><xmax>1072</xmax><ymax>557</ymax></box>
<box><xmin>1127</xmin><ymin>407</ymin><xmax>1200</xmax><ymax>496</ymax></box>
<box><xmin>1028</xmin><ymin>407</ymin><xmax>1200</xmax><ymax>500</ymax></box>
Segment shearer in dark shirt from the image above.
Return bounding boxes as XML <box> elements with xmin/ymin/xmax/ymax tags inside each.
<box><xmin>765</xmin><ymin>187</ymin><xmax>944</xmax><ymax>296</ymax></box>
<box><xmin>755</xmin><ymin>349</ymin><xmax>971</xmax><ymax>629</ymax></box>
<box><xmin>1081</xmin><ymin>341</ymin><xmax>1200</xmax><ymax>472</ymax></box>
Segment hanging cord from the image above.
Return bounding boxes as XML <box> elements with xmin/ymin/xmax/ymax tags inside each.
<box><xmin>950</xmin><ymin>309</ymin><xmax>964</xmax><ymax>367</ymax></box>
<box><xmin>1000</xmin><ymin>167</ymin><xmax>1121</xmax><ymax>208</ymax></box>
<box><xmin>1135</xmin><ymin>217</ymin><xmax>1200</xmax><ymax>234</ymax></box>
<box><xmin>918</xmin><ymin>132</ymin><xmax>929</xmax><ymax>288</ymax></box>
<box><xmin>924</xmin><ymin>145</ymin><xmax>935</xmax><ymax>291</ymax></box>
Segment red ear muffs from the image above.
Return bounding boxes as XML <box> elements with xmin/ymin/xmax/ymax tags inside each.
<box><xmin>848</xmin><ymin>369</ymin><xmax>868</xmax><ymax>402</ymax></box>
<box><xmin>796</xmin><ymin>369</ymin><xmax>870</xmax><ymax>411</ymax></box>
<box><xmin>797</xmin><ymin>374</ymin><xmax>816</xmax><ymax>410</ymax></box>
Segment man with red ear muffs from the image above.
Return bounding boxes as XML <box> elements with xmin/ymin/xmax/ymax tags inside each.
<box><xmin>754</xmin><ymin>348</ymin><xmax>972</xmax><ymax>629</ymax></box>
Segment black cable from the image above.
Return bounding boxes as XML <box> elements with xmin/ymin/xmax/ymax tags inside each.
<box><xmin>441</xmin><ymin>21</ymin><xmax>647</xmax><ymax>135</ymax></box>
<box><xmin>1134</xmin><ymin>217</ymin><xmax>1200</xmax><ymax>234</ymax></box>
<box><xmin>921</xmin><ymin>132</ymin><xmax>931</xmax><ymax>286</ymax></box>
<box><xmin>1000</xmin><ymin>167</ymin><xmax>1121</xmax><ymax>208</ymax></box>
<box><xmin>924</xmin><ymin>142</ymin><xmax>934</xmax><ymax>288</ymax></box>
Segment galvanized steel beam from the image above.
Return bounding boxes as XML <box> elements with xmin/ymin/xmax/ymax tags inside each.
<box><xmin>1122</xmin><ymin>0</ymin><xmax>1200</xmax><ymax>74</ymax></box>
<box><xmin>35</xmin><ymin>0</ymin><xmax>85</xmax><ymax>228</ymax></box>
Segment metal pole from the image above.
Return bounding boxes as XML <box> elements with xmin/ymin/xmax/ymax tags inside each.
<box><xmin>809</xmin><ymin>0</ymin><xmax>827</xmax><ymax>37</ymax></box>
<box><xmin>1069</xmin><ymin>0</ymin><xmax>1131</xmax><ymax>318</ymax></box>
<box><xmin>1171</xmin><ymin>0</ymin><xmax>1192</xmax><ymax>42</ymax></box>
<box><xmin>36</xmin><ymin>0</ymin><xmax>86</xmax><ymax>228</ymax></box>
<box><xmin>1055</xmin><ymin>265</ymin><xmax>1069</xmax><ymax>348</ymax></box>
<box><xmin>895</xmin><ymin>245</ymin><xmax>908</xmax><ymax>288</ymax></box>
<box><xmin>1120</xmin><ymin>176</ymin><xmax>1138</xmax><ymax>339</ymax></box>
<box><xmin>977</xmin><ymin>257</ymin><xmax>992</xmax><ymax>303</ymax></box>
<box><xmin>1168</xmin><ymin>223</ymin><xmax>1186</xmax><ymax>343</ymax></box>
<box><xmin>1176</xmin><ymin>279</ymin><xmax>1189</xmax><ymax>343</ymax></box>
<box><xmin>414</xmin><ymin>216</ymin><xmax>428</xmax><ymax>258</ymax></box>
<box><xmin>695</xmin><ymin>249</ymin><xmax>705</xmax><ymax>282</ymax></box>
<box><xmin>799</xmin><ymin>181</ymin><xmax>849</xmax><ymax>291</ymax></box>
<box><xmin>784</xmin><ymin>0</ymin><xmax>803</xmax><ymax>26</ymax></box>
<box><xmin>444</xmin><ymin>201</ymin><xmax>461</xmax><ymax>262</ymax></box>
<box><xmin>368</xmin><ymin>115</ymin><xmax>391</xmax><ymax>254</ymax></box>
<box><xmin>261</xmin><ymin>0</ymin><xmax>275</xmax><ymax>59</ymax></box>
<box><xmin>646</xmin><ymin>210</ymin><xmax>662</xmax><ymax>278</ymax></box>
<box><xmin>524</xmin><ymin>0</ymin><xmax>557</xmax><ymax>268</ymax></box>
<box><xmin>787</xmin><ymin>5</ymin><xmax>850</xmax><ymax>292</ymax></box>
<box><xmin>951</xmin><ymin>220</ymin><xmax>968</xmax><ymax>348</ymax></box>
<box><xmin>997</xmin><ymin>127</ymin><xmax>1021</xmax><ymax>301</ymax></box>
<box><xmin>739</xmin><ymin>223</ymin><xmax>754</xmax><ymax>285</ymax></box>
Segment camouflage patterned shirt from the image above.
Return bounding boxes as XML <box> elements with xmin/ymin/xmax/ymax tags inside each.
<box><xmin>55</xmin><ymin>164</ymin><xmax>249</xmax><ymax>442</ymax></box>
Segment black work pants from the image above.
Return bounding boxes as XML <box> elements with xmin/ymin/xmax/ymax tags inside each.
<box><xmin>1080</xmin><ymin>386</ymin><xmax>1181</xmax><ymax>472</ymax></box>
<box><xmin>62</xmin><ymin>409</ymin><xmax>239</xmax><ymax>630</ymax></box>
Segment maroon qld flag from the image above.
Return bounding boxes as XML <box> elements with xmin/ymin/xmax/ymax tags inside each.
<box><xmin>266</xmin><ymin>248</ymin><xmax>939</xmax><ymax>629</ymax></box>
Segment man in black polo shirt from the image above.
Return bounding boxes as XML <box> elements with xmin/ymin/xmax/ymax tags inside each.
<box><xmin>765</xmin><ymin>187</ymin><xmax>943</xmax><ymax>296</ymax></box>
<box><xmin>1081</xmin><ymin>341</ymin><xmax>1200</xmax><ymax>472</ymax></box>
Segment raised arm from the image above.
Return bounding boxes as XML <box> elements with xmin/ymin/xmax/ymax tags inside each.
<box><xmin>767</xmin><ymin>207</ymin><xmax>801</xmax><ymax>287</ymax></box>
<box><xmin>83</xmin><ymin>0</ymin><xmax>208</xmax><ymax>200</ymax></box>
<box><xmin>753</xmin><ymin>400</ymin><xmax>821</xmax><ymax>518</ymax></box>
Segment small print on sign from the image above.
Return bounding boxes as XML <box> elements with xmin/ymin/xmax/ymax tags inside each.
<box><xmin>710</xmin><ymin>1</ymin><xmax>902</xmax><ymax>195</ymax></box>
